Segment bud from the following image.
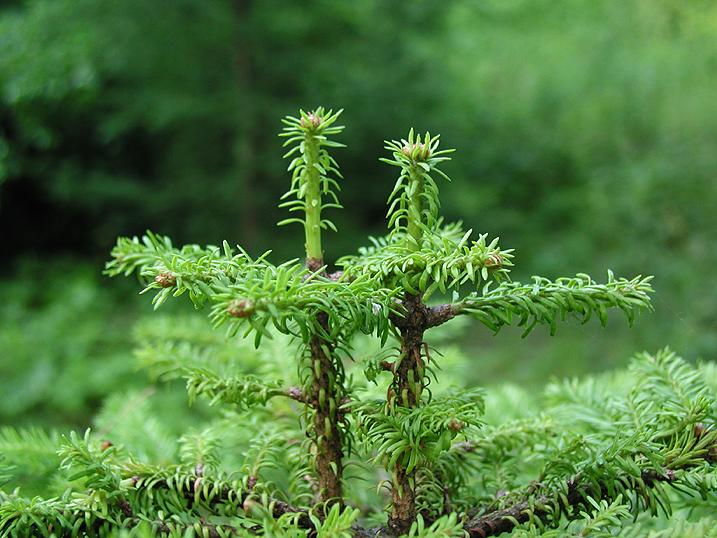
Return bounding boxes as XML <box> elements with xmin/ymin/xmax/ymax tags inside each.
<box><xmin>242</xmin><ymin>497</ymin><xmax>260</xmax><ymax>515</ymax></box>
<box><xmin>694</xmin><ymin>422</ymin><xmax>711</xmax><ymax>438</ymax></box>
<box><xmin>401</xmin><ymin>142</ymin><xmax>430</xmax><ymax>161</ymax></box>
<box><xmin>247</xmin><ymin>475</ymin><xmax>257</xmax><ymax>491</ymax></box>
<box><xmin>448</xmin><ymin>418</ymin><xmax>465</xmax><ymax>432</ymax></box>
<box><xmin>288</xmin><ymin>387</ymin><xmax>304</xmax><ymax>402</ymax></box>
<box><xmin>101</xmin><ymin>440</ymin><xmax>113</xmax><ymax>451</ymax></box>
<box><xmin>227</xmin><ymin>298</ymin><xmax>255</xmax><ymax>318</ymax></box>
<box><xmin>154</xmin><ymin>271</ymin><xmax>176</xmax><ymax>288</ymax></box>
<box><xmin>485</xmin><ymin>254</ymin><xmax>503</xmax><ymax>268</ymax></box>
<box><xmin>300</xmin><ymin>112</ymin><xmax>322</xmax><ymax>130</ymax></box>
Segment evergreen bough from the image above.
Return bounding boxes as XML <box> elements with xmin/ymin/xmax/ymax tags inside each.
<box><xmin>2</xmin><ymin>107</ymin><xmax>715</xmax><ymax>537</ymax></box>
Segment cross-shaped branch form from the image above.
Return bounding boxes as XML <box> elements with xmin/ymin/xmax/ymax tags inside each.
<box><xmin>106</xmin><ymin>108</ymin><xmax>654</xmax><ymax>534</ymax></box>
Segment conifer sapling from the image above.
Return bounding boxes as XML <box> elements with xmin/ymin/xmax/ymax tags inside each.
<box><xmin>3</xmin><ymin>107</ymin><xmax>714</xmax><ymax>538</ymax></box>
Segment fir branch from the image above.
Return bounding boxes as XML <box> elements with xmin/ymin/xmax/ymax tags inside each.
<box><xmin>355</xmin><ymin>389</ymin><xmax>485</xmax><ymax>475</ymax></box>
<box><xmin>338</xmin><ymin>225</ymin><xmax>512</xmax><ymax>300</ymax></box>
<box><xmin>463</xmin><ymin>454</ymin><xmax>714</xmax><ymax>538</ymax></box>
<box><xmin>375</xmin><ymin>350</ymin><xmax>715</xmax><ymax>537</ymax></box>
<box><xmin>456</xmin><ymin>272</ymin><xmax>654</xmax><ymax>335</ymax></box>
<box><xmin>106</xmin><ymin>231</ymin><xmax>265</xmax><ymax>308</ymax></box>
<box><xmin>184</xmin><ymin>368</ymin><xmax>287</xmax><ymax>408</ymax></box>
<box><xmin>0</xmin><ymin>427</ymin><xmax>62</xmax><ymax>493</ymax></box>
<box><xmin>280</xmin><ymin>107</ymin><xmax>351</xmax><ymax>505</ymax></box>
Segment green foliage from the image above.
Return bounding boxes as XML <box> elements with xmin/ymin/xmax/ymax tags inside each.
<box><xmin>354</xmin><ymin>389</ymin><xmax>485</xmax><ymax>474</ymax></box>
<box><xmin>2</xmin><ymin>344</ymin><xmax>715</xmax><ymax>537</ymax></box>
<box><xmin>0</xmin><ymin>261</ymin><xmax>145</xmax><ymax>428</ymax></box>
<box><xmin>7</xmin><ymin>105</ymin><xmax>716</xmax><ymax>538</ymax></box>
<box><xmin>278</xmin><ymin>107</ymin><xmax>345</xmax><ymax>259</ymax></box>
<box><xmin>461</xmin><ymin>272</ymin><xmax>654</xmax><ymax>336</ymax></box>
<box><xmin>107</xmin><ymin>232</ymin><xmax>398</xmax><ymax>347</ymax></box>
<box><xmin>381</xmin><ymin>129</ymin><xmax>454</xmax><ymax>245</ymax></box>
<box><xmin>2</xmin><ymin>0</ymin><xmax>715</xmax><ymax>380</ymax></box>
<box><xmin>407</xmin><ymin>514</ymin><xmax>466</xmax><ymax>537</ymax></box>
<box><xmin>2</xmin><ymin>0</ymin><xmax>715</xmax><ymax>534</ymax></box>
<box><xmin>0</xmin><ymin>428</ymin><xmax>61</xmax><ymax>496</ymax></box>
<box><xmin>470</xmin><ymin>350</ymin><xmax>717</xmax><ymax>531</ymax></box>
<box><xmin>338</xmin><ymin>222</ymin><xmax>513</xmax><ymax>300</ymax></box>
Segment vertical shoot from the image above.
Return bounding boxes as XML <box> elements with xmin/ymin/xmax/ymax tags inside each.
<box><xmin>382</xmin><ymin>129</ymin><xmax>454</xmax><ymax>250</ymax></box>
<box><xmin>279</xmin><ymin>108</ymin><xmax>345</xmax><ymax>267</ymax></box>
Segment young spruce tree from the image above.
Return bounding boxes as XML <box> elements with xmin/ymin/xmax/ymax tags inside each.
<box><xmin>2</xmin><ymin>107</ymin><xmax>716</xmax><ymax>538</ymax></box>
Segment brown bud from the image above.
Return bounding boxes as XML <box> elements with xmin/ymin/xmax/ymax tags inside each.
<box><xmin>131</xmin><ymin>475</ymin><xmax>140</xmax><ymax>487</ymax></box>
<box><xmin>288</xmin><ymin>387</ymin><xmax>305</xmax><ymax>402</ymax></box>
<box><xmin>300</xmin><ymin>113</ymin><xmax>322</xmax><ymax>129</ymax></box>
<box><xmin>154</xmin><ymin>271</ymin><xmax>176</xmax><ymax>288</ymax></box>
<box><xmin>227</xmin><ymin>298</ymin><xmax>254</xmax><ymax>318</ymax></box>
<box><xmin>242</xmin><ymin>497</ymin><xmax>260</xmax><ymax>514</ymax></box>
<box><xmin>448</xmin><ymin>418</ymin><xmax>465</xmax><ymax>432</ymax></box>
<box><xmin>101</xmin><ymin>440</ymin><xmax>113</xmax><ymax>451</ymax></box>
<box><xmin>194</xmin><ymin>463</ymin><xmax>204</xmax><ymax>477</ymax></box>
<box><xmin>247</xmin><ymin>475</ymin><xmax>257</xmax><ymax>491</ymax></box>
<box><xmin>484</xmin><ymin>254</ymin><xmax>503</xmax><ymax>268</ymax></box>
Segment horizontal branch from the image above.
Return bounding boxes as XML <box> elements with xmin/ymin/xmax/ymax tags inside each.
<box><xmin>454</xmin><ymin>273</ymin><xmax>653</xmax><ymax>335</ymax></box>
<box><xmin>109</xmin><ymin>232</ymin><xmax>400</xmax><ymax>345</ymax></box>
<box><xmin>425</xmin><ymin>303</ymin><xmax>461</xmax><ymax>328</ymax></box>
<box><xmin>337</xmin><ymin>225</ymin><xmax>513</xmax><ymax>299</ymax></box>
<box><xmin>126</xmin><ymin>469</ymin><xmax>314</xmax><ymax>529</ymax></box>
<box><xmin>463</xmin><ymin>431</ymin><xmax>716</xmax><ymax>537</ymax></box>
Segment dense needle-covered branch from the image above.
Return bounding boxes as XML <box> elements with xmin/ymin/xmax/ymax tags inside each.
<box><xmin>423</xmin><ymin>272</ymin><xmax>654</xmax><ymax>333</ymax></box>
<box><xmin>278</xmin><ymin>107</ymin><xmax>345</xmax><ymax>266</ymax></box>
<box><xmin>338</xmin><ymin>225</ymin><xmax>513</xmax><ymax>300</ymax></box>
<box><xmin>109</xmin><ymin>241</ymin><xmax>398</xmax><ymax>346</ymax></box>
<box><xmin>464</xmin><ymin>437</ymin><xmax>717</xmax><ymax>537</ymax></box>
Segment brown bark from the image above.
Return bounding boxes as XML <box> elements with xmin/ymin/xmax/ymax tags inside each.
<box><xmin>425</xmin><ymin>303</ymin><xmax>461</xmax><ymax>328</ymax></box>
<box><xmin>308</xmin><ymin>312</ymin><xmax>344</xmax><ymax>504</ymax></box>
<box><xmin>304</xmin><ymin>249</ymin><xmax>344</xmax><ymax>505</ymax></box>
<box><xmin>387</xmin><ymin>293</ymin><xmax>430</xmax><ymax>534</ymax></box>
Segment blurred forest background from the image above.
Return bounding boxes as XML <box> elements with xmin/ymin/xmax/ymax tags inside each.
<box><xmin>1</xmin><ymin>0</ymin><xmax>715</xmax><ymax>431</ymax></box>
